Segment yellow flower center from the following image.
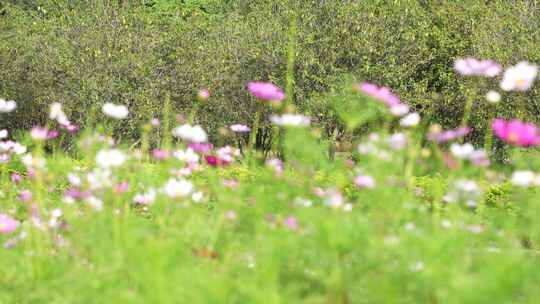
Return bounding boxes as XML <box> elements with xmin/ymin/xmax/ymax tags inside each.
<box><xmin>515</xmin><ymin>78</ymin><xmax>527</xmax><ymax>90</ymax></box>
<box><xmin>508</xmin><ymin>132</ymin><xmax>519</xmax><ymax>143</ymax></box>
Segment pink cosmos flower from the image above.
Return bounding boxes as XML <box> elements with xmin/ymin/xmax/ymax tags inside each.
<box><xmin>205</xmin><ymin>155</ymin><xmax>230</xmax><ymax>167</ymax></box>
<box><xmin>0</xmin><ymin>154</ymin><xmax>10</xmax><ymax>163</ymax></box>
<box><xmin>284</xmin><ymin>216</ymin><xmax>299</xmax><ymax>231</ymax></box>
<box><xmin>454</xmin><ymin>58</ymin><xmax>502</xmax><ymax>77</ymax></box>
<box><xmin>247</xmin><ymin>81</ymin><xmax>286</xmax><ymax>102</ymax></box>
<box><xmin>114</xmin><ymin>181</ymin><xmax>130</xmax><ymax>194</ymax></box>
<box><xmin>230</xmin><ymin>124</ymin><xmax>251</xmax><ymax>133</ymax></box>
<box><xmin>187</xmin><ymin>143</ymin><xmax>214</xmax><ymax>154</ymax></box>
<box><xmin>355</xmin><ymin>82</ymin><xmax>401</xmax><ymax>107</ymax></box>
<box><xmin>0</xmin><ymin>214</ymin><xmax>18</xmax><ymax>234</ymax></box>
<box><xmin>61</xmin><ymin>123</ymin><xmax>79</xmax><ymax>134</ymax></box>
<box><xmin>151</xmin><ymin>149</ymin><xmax>170</xmax><ymax>160</ymax></box>
<box><xmin>492</xmin><ymin>119</ymin><xmax>540</xmax><ymax>147</ymax></box>
<box><xmin>354</xmin><ymin>175</ymin><xmax>376</xmax><ymax>189</ymax></box>
<box><xmin>427</xmin><ymin>127</ymin><xmax>471</xmax><ymax>143</ymax></box>
<box><xmin>150</xmin><ymin>118</ymin><xmax>160</xmax><ymax>127</ymax></box>
<box><xmin>47</xmin><ymin>129</ymin><xmax>60</xmax><ymax>139</ymax></box>
<box><xmin>266</xmin><ymin>158</ymin><xmax>284</xmax><ymax>176</ymax></box>
<box><xmin>11</xmin><ymin>173</ymin><xmax>21</xmax><ymax>184</ymax></box>
<box><xmin>31</xmin><ymin>126</ymin><xmax>49</xmax><ymax>141</ymax></box>
<box><xmin>19</xmin><ymin>190</ymin><xmax>32</xmax><ymax>202</ymax></box>
<box><xmin>64</xmin><ymin>188</ymin><xmax>89</xmax><ymax>201</ymax></box>
<box><xmin>198</xmin><ymin>89</ymin><xmax>210</xmax><ymax>101</ymax></box>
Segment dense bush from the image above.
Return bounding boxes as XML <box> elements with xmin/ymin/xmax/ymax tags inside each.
<box><xmin>0</xmin><ymin>1</ymin><xmax>539</xmax><ymax>146</ymax></box>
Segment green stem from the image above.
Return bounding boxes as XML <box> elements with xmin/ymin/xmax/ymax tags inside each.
<box><xmin>404</xmin><ymin>131</ymin><xmax>418</xmax><ymax>188</ymax></box>
<box><xmin>162</xmin><ymin>94</ymin><xmax>172</xmax><ymax>149</ymax></box>
<box><xmin>248</xmin><ymin>104</ymin><xmax>263</xmax><ymax>155</ymax></box>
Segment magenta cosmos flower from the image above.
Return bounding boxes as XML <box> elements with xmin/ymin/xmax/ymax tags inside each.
<box><xmin>205</xmin><ymin>155</ymin><xmax>230</xmax><ymax>167</ymax></box>
<box><xmin>247</xmin><ymin>81</ymin><xmax>286</xmax><ymax>102</ymax></box>
<box><xmin>0</xmin><ymin>214</ymin><xmax>18</xmax><ymax>234</ymax></box>
<box><xmin>492</xmin><ymin>119</ymin><xmax>540</xmax><ymax>147</ymax></box>
<box><xmin>454</xmin><ymin>58</ymin><xmax>502</xmax><ymax>77</ymax></box>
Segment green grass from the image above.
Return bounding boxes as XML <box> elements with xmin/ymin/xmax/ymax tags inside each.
<box><xmin>1</xmin><ymin>124</ymin><xmax>540</xmax><ymax>303</ymax></box>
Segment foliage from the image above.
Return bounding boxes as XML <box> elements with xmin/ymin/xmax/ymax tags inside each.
<box><xmin>1</xmin><ymin>1</ymin><xmax>539</xmax><ymax>147</ymax></box>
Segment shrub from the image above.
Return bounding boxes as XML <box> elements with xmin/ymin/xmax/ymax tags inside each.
<box><xmin>0</xmin><ymin>1</ymin><xmax>539</xmax><ymax>148</ymax></box>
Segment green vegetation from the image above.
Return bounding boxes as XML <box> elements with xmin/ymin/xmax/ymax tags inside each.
<box><xmin>1</xmin><ymin>1</ymin><xmax>540</xmax><ymax>303</ymax></box>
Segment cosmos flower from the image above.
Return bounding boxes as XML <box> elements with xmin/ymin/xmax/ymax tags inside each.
<box><xmin>230</xmin><ymin>124</ymin><xmax>251</xmax><ymax>133</ymax></box>
<box><xmin>427</xmin><ymin>127</ymin><xmax>471</xmax><ymax>143</ymax></box>
<box><xmin>150</xmin><ymin>118</ymin><xmax>160</xmax><ymax>127</ymax></box>
<box><xmin>510</xmin><ymin>170</ymin><xmax>538</xmax><ymax>187</ymax></box>
<box><xmin>500</xmin><ymin>61</ymin><xmax>538</xmax><ymax>92</ymax></box>
<box><xmin>0</xmin><ymin>129</ymin><xmax>7</xmax><ymax>139</ymax></box>
<box><xmin>30</xmin><ymin>127</ymin><xmax>49</xmax><ymax>141</ymax></box>
<box><xmin>247</xmin><ymin>81</ymin><xmax>286</xmax><ymax>102</ymax></box>
<box><xmin>399</xmin><ymin>112</ymin><xmax>420</xmax><ymax>127</ymax></box>
<box><xmin>174</xmin><ymin>148</ymin><xmax>200</xmax><ymax>163</ymax></box>
<box><xmin>205</xmin><ymin>155</ymin><xmax>231</xmax><ymax>167</ymax></box>
<box><xmin>163</xmin><ymin>178</ymin><xmax>194</xmax><ymax>198</ymax></box>
<box><xmin>172</xmin><ymin>124</ymin><xmax>208</xmax><ymax>143</ymax></box>
<box><xmin>284</xmin><ymin>216</ymin><xmax>299</xmax><ymax>231</ymax></box>
<box><xmin>453</xmin><ymin>58</ymin><xmax>502</xmax><ymax>77</ymax></box>
<box><xmin>151</xmin><ymin>149</ymin><xmax>170</xmax><ymax>160</ymax></box>
<box><xmin>96</xmin><ymin>149</ymin><xmax>127</xmax><ymax>168</ymax></box>
<box><xmin>266</xmin><ymin>158</ymin><xmax>284</xmax><ymax>176</ymax></box>
<box><xmin>0</xmin><ymin>99</ymin><xmax>16</xmax><ymax>113</ymax></box>
<box><xmin>355</xmin><ymin>82</ymin><xmax>401</xmax><ymax>107</ymax></box>
<box><xmin>133</xmin><ymin>188</ymin><xmax>157</xmax><ymax>205</ymax></box>
<box><xmin>0</xmin><ymin>214</ymin><xmax>18</xmax><ymax>234</ymax></box>
<box><xmin>198</xmin><ymin>89</ymin><xmax>210</xmax><ymax>101</ymax></box>
<box><xmin>102</xmin><ymin>103</ymin><xmax>129</xmax><ymax>119</ymax></box>
<box><xmin>354</xmin><ymin>175</ymin><xmax>376</xmax><ymax>189</ymax></box>
<box><xmin>388</xmin><ymin>133</ymin><xmax>407</xmax><ymax>150</ymax></box>
<box><xmin>486</xmin><ymin>91</ymin><xmax>501</xmax><ymax>103</ymax></box>
<box><xmin>270</xmin><ymin>114</ymin><xmax>310</xmax><ymax>127</ymax></box>
<box><xmin>187</xmin><ymin>143</ymin><xmax>213</xmax><ymax>154</ymax></box>
<box><xmin>450</xmin><ymin>143</ymin><xmax>475</xmax><ymax>159</ymax></box>
<box><xmin>492</xmin><ymin>119</ymin><xmax>540</xmax><ymax>147</ymax></box>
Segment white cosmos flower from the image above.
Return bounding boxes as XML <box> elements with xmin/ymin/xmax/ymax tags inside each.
<box><xmin>500</xmin><ymin>61</ymin><xmax>538</xmax><ymax>92</ymax></box>
<box><xmin>450</xmin><ymin>143</ymin><xmax>475</xmax><ymax>159</ymax></box>
<box><xmin>96</xmin><ymin>149</ymin><xmax>127</xmax><ymax>168</ymax></box>
<box><xmin>0</xmin><ymin>129</ymin><xmax>7</xmax><ymax>139</ymax></box>
<box><xmin>133</xmin><ymin>188</ymin><xmax>157</xmax><ymax>205</ymax></box>
<box><xmin>0</xmin><ymin>99</ymin><xmax>16</xmax><ymax>113</ymax></box>
<box><xmin>390</xmin><ymin>104</ymin><xmax>409</xmax><ymax>117</ymax></box>
<box><xmin>399</xmin><ymin>112</ymin><xmax>420</xmax><ymax>127</ymax></box>
<box><xmin>163</xmin><ymin>178</ymin><xmax>193</xmax><ymax>198</ymax></box>
<box><xmin>12</xmin><ymin>143</ymin><xmax>27</xmax><ymax>155</ymax></box>
<box><xmin>102</xmin><ymin>103</ymin><xmax>129</xmax><ymax>119</ymax></box>
<box><xmin>49</xmin><ymin>102</ymin><xmax>70</xmax><ymax>125</ymax></box>
<box><xmin>230</xmin><ymin>124</ymin><xmax>251</xmax><ymax>132</ymax></box>
<box><xmin>173</xmin><ymin>148</ymin><xmax>199</xmax><ymax>163</ymax></box>
<box><xmin>486</xmin><ymin>91</ymin><xmax>501</xmax><ymax>103</ymax></box>
<box><xmin>511</xmin><ymin>170</ymin><xmax>535</xmax><ymax>187</ymax></box>
<box><xmin>191</xmin><ymin>191</ymin><xmax>203</xmax><ymax>202</ymax></box>
<box><xmin>270</xmin><ymin>114</ymin><xmax>310</xmax><ymax>127</ymax></box>
<box><xmin>172</xmin><ymin>124</ymin><xmax>208</xmax><ymax>143</ymax></box>
<box><xmin>86</xmin><ymin>196</ymin><xmax>104</xmax><ymax>211</ymax></box>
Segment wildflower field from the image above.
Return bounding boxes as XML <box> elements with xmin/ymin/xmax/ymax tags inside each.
<box><xmin>2</xmin><ymin>2</ymin><xmax>540</xmax><ymax>303</ymax></box>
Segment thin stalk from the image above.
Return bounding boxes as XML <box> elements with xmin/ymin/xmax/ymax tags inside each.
<box><xmin>248</xmin><ymin>103</ymin><xmax>263</xmax><ymax>157</ymax></box>
<box><xmin>161</xmin><ymin>94</ymin><xmax>172</xmax><ymax>149</ymax></box>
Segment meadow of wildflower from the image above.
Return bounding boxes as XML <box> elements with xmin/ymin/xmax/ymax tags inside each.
<box><xmin>2</xmin><ymin>2</ymin><xmax>540</xmax><ymax>304</ymax></box>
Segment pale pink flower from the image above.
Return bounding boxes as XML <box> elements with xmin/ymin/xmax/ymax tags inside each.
<box><xmin>230</xmin><ymin>124</ymin><xmax>251</xmax><ymax>132</ymax></box>
<box><xmin>0</xmin><ymin>214</ymin><xmax>18</xmax><ymax>233</ymax></box>
<box><xmin>454</xmin><ymin>58</ymin><xmax>502</xmax><ymax>77</ymax></box>
<box><xmin>247</xmin><ymin>81</ymin><xmax>286</xmax><ymax>102</ymax></box>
